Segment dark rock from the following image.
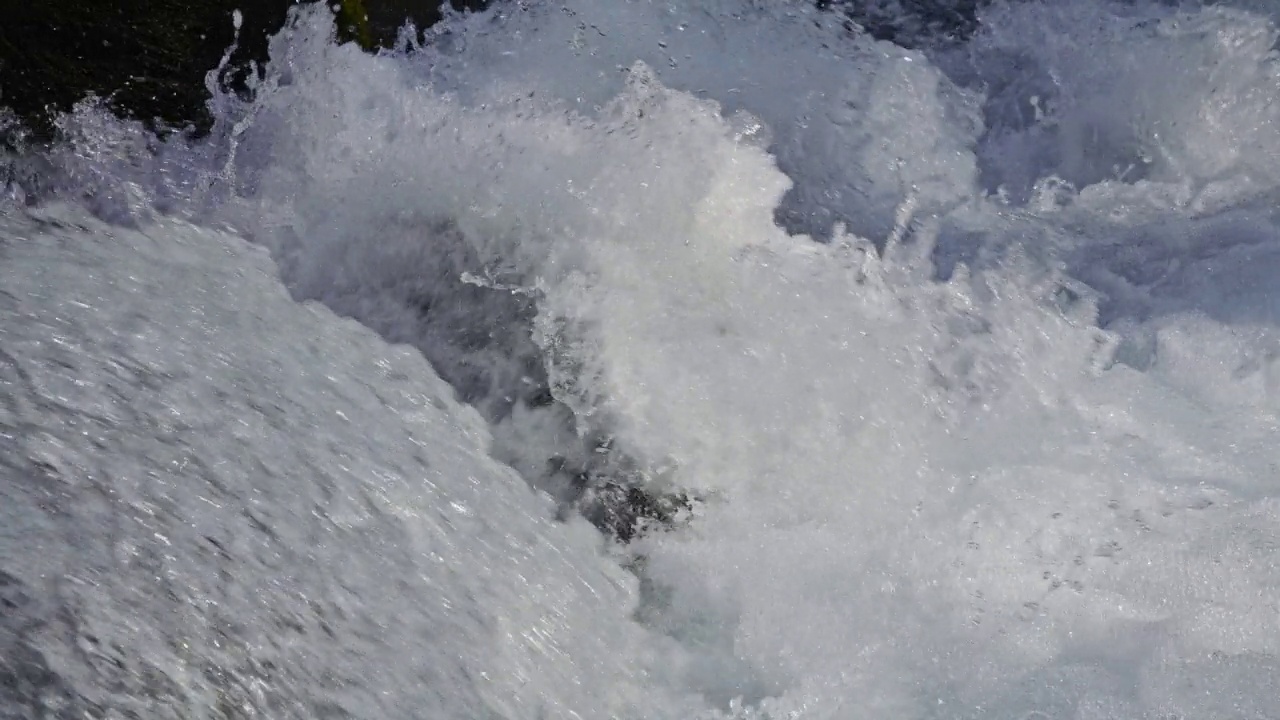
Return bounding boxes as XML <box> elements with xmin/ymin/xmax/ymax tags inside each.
<box><xmin>0</xmin><ymin>0</ymin><xmax>487</xmax><ymax>139</ymax></box>
<box><xmin>0</xmin><ymin>0</ymin><xmax>988</xmax><ymax>140</ymax></box>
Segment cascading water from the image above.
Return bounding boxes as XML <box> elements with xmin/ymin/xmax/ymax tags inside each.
<box><xmin>5</xmin><ymin>1</ymin><xmax>1280</xmax><ymax>717</ymax></box>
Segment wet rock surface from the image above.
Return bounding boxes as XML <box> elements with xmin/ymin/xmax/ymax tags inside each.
<box><xmin>0</xmin><ymin>0</ymin><xmax>487</xmax><ymax>138</ymax></box>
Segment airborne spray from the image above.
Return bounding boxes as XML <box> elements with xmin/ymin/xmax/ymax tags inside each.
<box><xmin>4</xmin><ymin>1</ymin><xmax>1280</xmax><ymax>718</ymax></box>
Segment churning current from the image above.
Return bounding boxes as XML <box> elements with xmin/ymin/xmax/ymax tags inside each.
<box><xmin>4</xmin><ymin>0</ymin><xmax>1280</xmax><ymax>717</ymax></box>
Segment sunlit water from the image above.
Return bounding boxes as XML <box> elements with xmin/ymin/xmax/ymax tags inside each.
<box><xmin>4</xmin><ymin>1</ymin><xmax>1280</xmax><ymax>717</ymax></box>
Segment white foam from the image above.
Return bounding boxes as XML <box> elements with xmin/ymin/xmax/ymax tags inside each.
<box><xmin>0</xmin><ymin>203</ymin><xmax>702</xmax><ymax>718</ymax></box>
<box><xmin>9</xmin><ymin>0</ymin><xmax>1280</xmax><ymax>717</ymax></box>
<box><xmin>959</xmin><ymin>0</ymin><xmax>1280</xmax><ymax>210</ymax></box>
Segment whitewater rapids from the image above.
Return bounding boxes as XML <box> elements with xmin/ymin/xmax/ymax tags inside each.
<box><xmin>5</xmin><ymin>0</ymin><xmax>1280</xmax><ymax>717</ymax></box>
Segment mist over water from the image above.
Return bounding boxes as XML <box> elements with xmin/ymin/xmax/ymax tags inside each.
<box><xmin>6</xmin><ymin>0</ymin><xmax>1280</xmax><ymax>717</ymax></box>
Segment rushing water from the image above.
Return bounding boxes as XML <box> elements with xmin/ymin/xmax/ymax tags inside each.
<box><xmin>5</xmin><ymin>1</ymin><xmax>1280</xmax><ymax>717</ymax></box>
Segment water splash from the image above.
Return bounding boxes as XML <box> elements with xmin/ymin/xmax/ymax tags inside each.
<box><xmin>6</xmin><ymin>1</ymin><xmax>1280</xmax><ymax>717</ymax></box>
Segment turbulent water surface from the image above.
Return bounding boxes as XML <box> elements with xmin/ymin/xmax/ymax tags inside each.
<box><xmin>5</xmin><ymin>0</ymin><xmax>1280</xmax><ymax>717</ymax></box>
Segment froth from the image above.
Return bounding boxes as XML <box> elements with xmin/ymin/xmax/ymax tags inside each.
<box><xmin>964</xmin><ymin>0</ymin><xmax>1280</xmax><ymax>209</ymax></box>
<box><xmin>9</xmin><ymin>1</ymin><xmax>1280</xmax><ymax>717</ymax></box>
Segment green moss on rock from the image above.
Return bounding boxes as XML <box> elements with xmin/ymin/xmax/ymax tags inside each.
<box><xmin>336</xmin><ymin>0</ymin><xmax>374</xmax><ymax>50</ymax></box>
